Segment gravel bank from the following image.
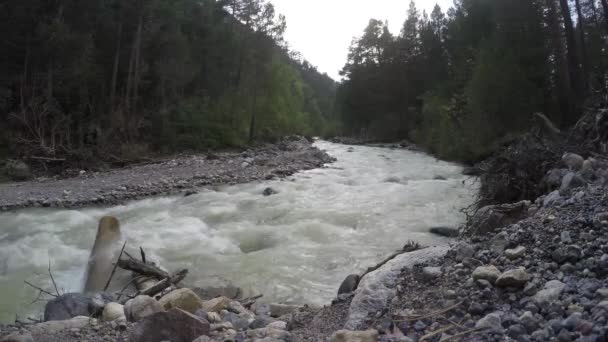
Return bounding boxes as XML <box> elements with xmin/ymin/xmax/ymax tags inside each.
<box><xmin>0</xmin><ymin>136</ymin><xmax>334</xmax><ymax>211</ymax></box>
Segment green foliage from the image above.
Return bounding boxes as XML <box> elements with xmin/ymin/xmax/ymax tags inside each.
<box><xmin>337</xmin><ymin>0</ymin><xmax>605</xmax><ymax>162</ymax></box>
<box><xmin>0</xmin><ymin>0</ymin><xmax>336</xmax><ymax>159</ymax></box>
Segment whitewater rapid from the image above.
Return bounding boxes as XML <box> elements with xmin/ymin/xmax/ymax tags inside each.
<box><xmin>0</xmin><ymin>141</ymin><xmax>476</xmax><ymax>322</ymax></box>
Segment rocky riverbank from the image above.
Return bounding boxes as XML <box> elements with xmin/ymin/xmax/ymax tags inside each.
<box><xmin>0</xmin><ymin>136</ymin><xmax>335</xmax><ymax>211</ymax></box>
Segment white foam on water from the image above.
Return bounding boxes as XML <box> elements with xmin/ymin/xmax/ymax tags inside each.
<box><xmin>0</xmin><ymin>141</ymin><xmax>477</xmax><ymax>322</ymax></box>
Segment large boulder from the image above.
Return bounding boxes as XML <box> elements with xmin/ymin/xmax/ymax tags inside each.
<box><xmin>345</xmin><ymin>246</ymin><xmax>449</xmax><ymax>329</ymax></box>
<box><xmin>3</xmin><ymin>160</ymin><xmax>31</xmax><ymax>181</ymax></box>
<box><xmin>43</xmin><ymin>292</ymin><xmax>113</xmax><ymax>321</ymax></box>
<box><xmin>124</xmin><ymin>295</ymin><xmax>165</xmax><ymax>322</ymax></box>
<box><xmin>158</xmin><ymin>288</ymin><xmax>204</xmax><ymax>314</ymax></box>
<box><xmin>129</xmin><ymin>308</ymin><xmax>210</xmax><ymax>342</ymax></box>
<box><xmin>562</xmin><ymin>153</ymin><xmax>584</xmax><ymax>171</ymax></box>
<box><xmin>201</xmin><ymin>296</ymin><xmax>232</xmax><ymax>313</ymax></box>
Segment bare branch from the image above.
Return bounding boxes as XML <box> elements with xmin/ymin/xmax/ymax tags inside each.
<box><xmin>48</xmin><ymin>260</ymin><xmax>60</xmax><ymax>296</ymax></box>
<box><xmin>104</xmin><ymin>241</ymin><xmax>127</xmax><ymax>292</ymax></box>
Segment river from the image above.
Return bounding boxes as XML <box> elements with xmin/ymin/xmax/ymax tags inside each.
<box><xmin>0</xmin><ymin>141</ymin><xmax>476</xmax><ymax>323</ymax></box>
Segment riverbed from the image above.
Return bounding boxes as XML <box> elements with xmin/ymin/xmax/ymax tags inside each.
<box><xmin>0</xmin><ymin>141</ymin><xmax>476</xmax><ymax>323</ymax></box>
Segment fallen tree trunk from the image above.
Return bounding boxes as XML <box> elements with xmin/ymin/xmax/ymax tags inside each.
<box><xmin>117</xmin><ymin>259</ymin><xmax>169</xmax><ymax>279</ymax></box>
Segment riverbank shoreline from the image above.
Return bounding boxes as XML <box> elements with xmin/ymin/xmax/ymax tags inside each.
<box><xmin>0</xmin><ymin>136</ymin><xmax>335</xmax><ymax>211</ymax></box>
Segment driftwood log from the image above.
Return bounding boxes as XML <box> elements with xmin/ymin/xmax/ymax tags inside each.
<box><xmin>117</xmin><ymin>259</ymin><xmax>170</xmax><ymax>279</ymax></box>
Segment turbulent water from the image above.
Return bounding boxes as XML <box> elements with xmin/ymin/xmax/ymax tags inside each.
<box><xmin>0</xmin><ymin>141</ymin><xmax>476</xmax><ymax>323</ymax></box>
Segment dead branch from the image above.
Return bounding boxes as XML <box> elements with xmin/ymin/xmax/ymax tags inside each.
<box><xmin>242</xmin><ymin>294</ymin><xmax>264</xmax><ymax>308</ymax></box>
<box><xmin>120</xmin><ymin>269</ymin><xmax>188</xmax><ymax>303</ymax></box>
<box><xmin>104</xmin><ymin>241</ymin><xmax>127</xmax><ymax>291</ymax></box>
<box><xmin>393</xmin><ymin>302</ymin><xmax>463</xmax><ymax>322</ymax></box>
<box><xmin>47</xmin><ymin>260</ymin><xmax>60</xmax><ymax>296</ymax></box>
<box><xmin>24</xmin><ymin>280</ymin><xmax>57</xmax><ymax>298</ymax></box>
<box><xmin>117</xmin><ymin>258</ymin><xmax>169</xmax><ymax>279</ymax></box>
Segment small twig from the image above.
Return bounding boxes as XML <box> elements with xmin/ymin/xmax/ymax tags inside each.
<box><xmin>420</xmin><ymin>324</ymin><xmax>456</xmax><ymax>341</ymax></box>
<box><xmin>440</xmin><ymin>328</ymin><xmax>482</xmax><ymax>341</ymax></box>
<box><xmin>104</xmin><ymin>241</ymin><xmax>127</xmax><ymax>291</ymax></box>
<box><xmin>393</xmin><ymin>302</ymin><xmax>463</xmax><ymax>322</ymax></box>
<box><xmin>242</xmin><ymin>294</ymin><xmax>264</xmax><ymax>308</ymax></box>
<box><xmin>48</xmin><ymin>260</ymin><xmax>60</xmax><ymax>296</ymax></box>
<box><xmin>24</xmin><ymin>280</ymin><xmax>57</xmax><ymax>298</ymax></box>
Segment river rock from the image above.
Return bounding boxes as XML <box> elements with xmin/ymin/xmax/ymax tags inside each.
<box><xmin>102</xmin><ymin>302</ymin><xmax>125</xmax><ymax>321</ymax></box>
<box><xmin>475</xmin><ymin>312</ymin><xmax>502</xmax><ymax>332</ymax></box>
<box><xmin>495</xmin><ymin>268</ymin><xmax>529</xmax><ymax>288</ymax></box>
<box><xmin>44</xmin><ymin>292</ymin><xmax>112</xmax><ymax>321</ymax></box>
<box><xmin>269</xmin><ymin>303</ymin><xmax>301</xmax><ymax>317</ymax></box>
<box><xmin>263</xmin><ymin>187</ymin><xmax>278</xmax><ymax>196</ymax></box>
<box><xmin>246</xmin><ymin>327</ymin><xmax>292</xmax><ymax>340</ymax></box>
<box><xmin>124</xmin><ymin>295</ymin><xmax>164</xmax><ymax>322</ymax></box>
<box><xmin>467</xmin><ymin>201</ymin><xmax>529</xmax><ymax>234</ymax></box>
<box><xmin>560</xmin><ymin>172</ymin><xmax>586</xmax><ymax>192</ymax></box>
<box><xmin>544</xmin><ymin>169</ymin><xmax>568</xmax><ymax>190</ymax></box>
<box><xmin>429</xmin><ymin>226</ymin><xmax>459</xmax><ymax>238</ymax></box>
<box><xmin>505</xmin><ymin>246</ymin><xmax>526</xmax><ymax>260</ymax></box>
<box><xmin>338</xmin><ymin>274</ymin><xmax>361</xmax><ymax>295</ymax></box>
<box><xmin>129</xmin><ymin>308</ymin><xmax>210</xmax><ymax>342</ymax></box>
<box><xmin>200</xmin><ymin>296</ymin><xmax>232</xmax><ymax>313</ymax></box>
<box><xmin>491</xmin><ymin>231</ymin><xmax>510</xmax><ymax>253</ymax></box>
<box><xmin>330</xmin><ymin>329</ymin><xmax>379</xmax><ymax>342</ymax></box>
<box><xmin>30</xmin><ymin>316</ymin><xmax>93</xmax><ymax>335</ymax></box>
<box><xmin>472</xmin><ymin>265</ymin><xmax>501</xmax><ymax>284</ymax></box>
<box><xmin>158</xmin><ymin>288</ymin><xmax>204</xmax><ymax>314</ymax></box>
<box><xmin>345</xmin><ymin>246</ymin><xmax>449</xmax><ymax>329</ymax></box>
<box><xmin>534</xmin><ymin>280</ymin><xmax>566</xmax><ymax>305</ymax></box>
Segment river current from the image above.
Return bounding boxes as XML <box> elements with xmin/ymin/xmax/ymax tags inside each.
<box><xmin>0</xmin><ymin>141</ymin><xmax>476</xmax><ymax>322</ymax></box>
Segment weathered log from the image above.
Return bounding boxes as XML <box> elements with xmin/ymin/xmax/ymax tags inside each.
<box><xmin>117</xmin><ymin>259</ymin><xmax>169</xmax><ymax>279</ymax></box>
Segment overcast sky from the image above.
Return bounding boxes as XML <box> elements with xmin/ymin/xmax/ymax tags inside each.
<box><xmin>272</xmin><ymin>0</ymin><xmax>453</xmax><ymax>80</ymax></box>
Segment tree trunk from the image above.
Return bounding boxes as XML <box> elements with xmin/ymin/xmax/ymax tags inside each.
<box><xmin>110</xmin><ymin>23</ymin><xmax>122</xmax><ymax>111</ymax></box>
<box><xmin>47</xmin><ymin>59</ymin><xmax>54</xmax><ymax>101</ymax></box>
<box><xmin>558</xmin><ymin>0</ymin><xmax>583</xmax><ymax>119</ymax></box>
<box><xmin>574</xmin><ymin>0</ymin><xmax>589</xmax><ymax>89</ymax></box>
<box><xmin>20</xmin><ymin>39</ymin><xmax>30</xmax><ymax>112</ymax></box>
<box><xmin>133</xmin><ymin>15</ymin><xmax>143</xmax><ymax>115</ymax></box>
<box><xmin>547</xmin><ymin>0</ymin><xmax>572</xmax><ymax>121</ymax></box>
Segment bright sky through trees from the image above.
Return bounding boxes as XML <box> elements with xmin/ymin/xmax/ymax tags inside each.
<box><xmin>272</xmin><ymin>0</ymin><xmax>452</xmax><ymax>79</ymax></box>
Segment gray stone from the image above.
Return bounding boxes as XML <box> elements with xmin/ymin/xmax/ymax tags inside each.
<box><xmin>246</xmin><ymin>327</ymin><xmax>292</xmax><ymax>340</ymax></box>
<box><xmin>475</xmin><ymin>312</ymin><xmax>502</xmax><ymax>331</ymax></box>
<box><xmin>472</xmin><ymin>265</ymin><xmax>501</xmax><ymax>284</ymax></box>
<box><xmin>201</xmin><ymin>296</ymin><xmax>232</xmax><ymax>313</ymax></box>
<box><xmin>429</xmin><ymin>227</ymin><xmax>459</xmax><ymax>238</ymax></box>
<box><xmin>561</xmin><ymin>231</ymin><xmax>572</xmax><ymax>243</ymax></box>
<box><xmin>250</xmin><ymin>316</ymin><xmax>274</xmax><ymax>329</ymax></box>
<box><xmin>467</xmin><ymin>201</ymin><xmax>529</xmax><ymax>235</ymax></box>
<box><xmin>263</xmin><ymin>187</ymin><xmax>278</xmax><ymax>196</ymax></box>
<box><xmin>267</xmin><ymin>321</ymin><xmax>287</xmax><ymax>330</ymax></box>
<box><xmin>560</xmin><ymin>172</ymin><xmax>586</xmax><ymax>191</ymax></box>
<box><xmin>128</xmin><ymin>308</ymin><xmax>210</xmax><ymax>342</ymax></box>
<box><xmin>496</xmin><ymin>268</ymin><xmax>529</xmax><ymax>288</ymax></box>
<box><xmin>520</xmin><ymin>311</ymin><xmax>539</xmax><ymax>332</ymax></box>
<box><xmin>269</xmin><ymin>303</ymin><xmax>301</xmax><ymax>318</ymax></box>
<box><xmin>345</xmin><ymin>246</ymin><xmax>449</xmax><ymax>329</ymax></box>
<box><xmin>562</xmin><ymin>312</ymin><xmax>582</xmax><ymax>331</ymax></box>
<box><xmin>534</xmin><ymin>280</ymin><xmax>566</xmax><ymax>305</ymax></box>
<box><xmin>455</xmin><ymin>243</ymin><xmax>475</xmax><ymax>261</ymax></box>
<box><xmin>221</xmin><ymin>311</ymin><xmax>250</xmax><ymax>331</ymax></box>
<box><xmin>421</xmin><ymin>267</ymin><xmax>442</xmax><ymax>281</ymax></box>
<box><xmin>124</xmin><ymin>295</ymin><xmax>164</xmax><ymax>322</ymax></box>
<box><xmin>44</xmin><ymin>293</ymin><xmax>112</xmax><ymax>321</ymax></box>
<box><xmin>505</xmin><ymin>246</ymin><xmax>526</xmax><ymax>260</ymax></box>
<box><xmin>543</xmin><ymin>190</ymin><xmax>563</xmax><ymax>208</ymax></box>
<box><xmin>491</xmin><ymin>232</ymin><xmax>510</xmax><ymax>253</ymax></box>
<box><xmin>192</xmin><ymin>285</ymin><xmax>242</xmax><ymax>300</ymax></box>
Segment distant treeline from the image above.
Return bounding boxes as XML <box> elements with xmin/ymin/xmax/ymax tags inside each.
<box><xmin>0</xmin><ymin>0</ymin><xmax>336</xmax><ymax>161</ymax></box>
<box><xmin>336</xmin><ymin>0</ymin><xmax>608</xmax><ymax>162</ymax></box>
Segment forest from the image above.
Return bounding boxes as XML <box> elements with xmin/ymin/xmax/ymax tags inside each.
<box><xmin>337</xmin><ymin>0</ymin><xmax>608</xmax><ymax>162</ymax></box>
<box><xmin>0</xmin><ymin>0</ymin><xmax>336</xmax><ymax>164</ymax></box>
